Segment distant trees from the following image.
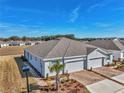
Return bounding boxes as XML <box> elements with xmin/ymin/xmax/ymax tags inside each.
<box><xmin>9</xmin><ymin>36</ymin><xmax>20</xmax><ymax>41</ymax></box>
<box><xmin>0</xmin><ymin>34</ymin><xmax>124</xmax><ymax>41</ymax></box>
<box><xmin>0</xmin><ymin>34</ymin><xmax>75</xmax><ymax>41</ymax></box>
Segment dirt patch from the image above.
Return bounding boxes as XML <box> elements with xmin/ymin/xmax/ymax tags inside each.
<box><xmin>0</xmin><ymin>46</ymin><xmax>30</xmax><ymax>56</ymax></box>
<box><xmin>70</xmin><ymin>70</ymin><xmax>105</xmax><ymax>85</ymax></box>
<box><xmin>93</xmin><ymin>67</ymin><xmax>123</xmax><ymax>77</ymax></box>
<box><xmin>0</xmin><ymin>56</ymin><xmax>23</xmax><ymax>93</ymax></box>
<box><xmin>0</xmin><ymin>56</ymin><xmax>39</xmax><ymax>93</ymax></box>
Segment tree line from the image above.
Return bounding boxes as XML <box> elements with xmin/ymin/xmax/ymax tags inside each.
<box><xmin>0</xmin><ymin>34</ymin><xmax>75</xmax><ymax>41</ymax></box>
<box><xmin>0</xmin><ymin>34</ymin><xmax>124</xmax><ymax>41</ymax></box>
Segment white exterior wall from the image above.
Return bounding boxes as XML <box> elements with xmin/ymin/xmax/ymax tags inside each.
<box><xmin>120</xmin><ymin>52</ymin><xmax>124</xmax><ymax>61</ymax></box>
<box><xmin>44</xmin><ymin>61</ymin><xmax>56</xmax><ymax>77</ymax></box>
<box><xmin>87</xmin><ymin>49</ymin><xmax>112</xmax><ymax>69</ymax></box>
<box><xmin>0</xmin><ymin>43</ymin><xmax>9</xmax><ymax>48</ymax></box>
<box><xmin>24</xmin><ymin>49</ymin><xmax>45</xmax><ymax>77</ymax></box>
<box><xmin>104</xmin><ymin>54</ymin><xmax>113</xmax><ymax>65</ymax></box>
<box><xmin>19</xmin><ymin>43</ymin><xmax>25</xmax><ymax>46</ymax></box>
<box><xmin>88</xmin><ymin>49</ymin><xmax>106</xmax><ymax>59</ymax></box>
<box><xmin>112</xmin><ymin>51</ymin><xmax>121</xmax><ymax>61</ymax></box>
<box><xmin>44</xmin><ymin>56</ymin><xmax>85</xmax><ymax>77</ymax></box>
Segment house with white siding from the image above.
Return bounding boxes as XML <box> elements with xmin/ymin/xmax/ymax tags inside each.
<box><xmin>9</xmin><ymin>41</ymin><xmax>26</xmax><ymax>46</ymax></box>
<box><xmin>0</xmin><ymin>41</ymin><xmax>9</xmax><ymax>48</ymax></box>
<box><xmin>25</xmin><ymin>41</ymin><xmax>36</xmax><ymax>46</ymax></box>
<box><xmin>24</xmin><ymin>38</ymin><xmax>113</xmax><ymax>77</ymax></box>
<box><xmin>89</xmin><ymin>39</ymin><xmax>124</xmax><ymax>61</ymax></box>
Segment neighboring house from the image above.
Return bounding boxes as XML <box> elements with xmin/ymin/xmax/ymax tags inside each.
<box><xmin>35</xmin><ymin>41</ymin><xmax>44</xmax><ymax>45</ymax></box>
<box><xmin>89</xmin><ymin>39</ymin><xmax>124</xmax><ymax>61</ymax></box>
<box><xmin>0</xmin><ymin>41</ymin><xmax>9</xmax><ymax>48</ymax></box>
<box><xmin>9</xmin><ymin>41</ymin><xmax>26</xmax><ymax>46</ymax></box>
<box><xmin>25</xmin><ymin>41</ymin><xmax>36</xmax><ymax>46</ymax></box>
<box><xmin>24</xmin><ymin>38</ymin><xmax>113</xmax><ymax>77</ymax></box>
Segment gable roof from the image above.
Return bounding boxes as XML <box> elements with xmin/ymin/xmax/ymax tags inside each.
<box><xmin>120</xmin><ymin>40</ymin><xmax>124</xmax><ymax>47</ymax></box>
<box><xmin>89</xmin><ymin>40</ymin><xmax>121</xmax><ymax>51</ymax></box>
<box><xmin>26</xmin><ymin>38</ymin><xmax>100</xmax><ymax>59</ymax></box>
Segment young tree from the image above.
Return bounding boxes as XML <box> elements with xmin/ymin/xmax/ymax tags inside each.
<box><xmin>48</xmin><ymin>60</ymin><xmax>65</xmax><ymax>90</ymax></box>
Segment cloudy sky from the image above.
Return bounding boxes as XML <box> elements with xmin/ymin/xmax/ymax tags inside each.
<box><xmin>0</xmin><ymin>0</ymin><xmax>124</xmax><ymax>38</ymax></box>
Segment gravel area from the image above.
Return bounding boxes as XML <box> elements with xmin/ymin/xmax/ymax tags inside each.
<box><xmin>70</xmin><ymin>70</ymin><xmax>105</xmax><ymax>85</ymax></box>
<box><xmin>93</xmin><ymin>67</ymin><xmax>123</xmax><ymax>77</ymax></box>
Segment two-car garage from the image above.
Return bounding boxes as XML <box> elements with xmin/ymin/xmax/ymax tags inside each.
<box><xmin>65</xmin><ymin>57</ymin><xmax>104</xmax><ymax>73</ymax></box>
<box><xmin>64</xmin><ymin>49</ymin><xmax>107</xmax><ymax>73</ymax></box>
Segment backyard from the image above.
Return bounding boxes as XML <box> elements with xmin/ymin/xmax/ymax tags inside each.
<box><xmin>0</xmin><ymin>46</ymin><xmax>30</xmax><ymax>56</ymax></box>
<box><xmin>0</xmin><ymin>56</ymin><xmax>40</xmax><ymax>93</ymax></box>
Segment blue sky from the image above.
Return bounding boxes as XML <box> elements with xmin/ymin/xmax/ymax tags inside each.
<box><xmin>0</xmin><ymin>0</ymin><xmax>124</xmax><ymax>38</ymax></box>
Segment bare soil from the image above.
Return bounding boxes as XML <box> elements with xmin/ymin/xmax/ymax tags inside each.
<box><xmin>0</xmin><ymin>56</ymin><xmax>23</xmax><ymax>93</ymax></box>
<box><xmin>0</xmin><ymin>46</ymin><xmax>30</xmax><ymax>56</ymax></box>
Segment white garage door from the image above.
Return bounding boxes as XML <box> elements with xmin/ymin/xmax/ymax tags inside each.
<box><xmin>65</xmin><ymin>61</ymin><xmax>84</xmax><ymax>73</ymax></box>
<box><xmin>88</xmin><ymin>58</ymin><xmax>102</xmax><ymax>69</ymax></box>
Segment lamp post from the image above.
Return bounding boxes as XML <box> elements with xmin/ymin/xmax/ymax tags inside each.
<box><xmin>22</xmin><ymin>65</ymin><xmax>30</xmax><ymax>93</ymax></box>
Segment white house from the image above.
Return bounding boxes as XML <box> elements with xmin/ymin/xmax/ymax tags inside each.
<box><xmin>9</xmin><ymin>41</ymin><xmax>26</xmax><ymax>46</ymax></box>
<box><xmin>89</xmin><ymin>39</ymin><xmax>124</xmax><ymax>61</ymax></box>
<box><xmin>0</xmin><ymin>41</ymin><xmax>9</xmax><ymax>48</ymax></box>
<box><xmin>25</xmin><ymin>41</ymin><xmax>36</xmax><ymax>46</ymax></box>
<box><xmin>24</xmin><ymin>38</ymin><xmax>113</xmax><ymax>77</ymax></box>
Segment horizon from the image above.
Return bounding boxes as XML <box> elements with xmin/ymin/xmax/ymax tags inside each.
<box><xmin>1</xmin><ymin>0</ymin><xmax>124</xmax><ymax>38</ymax></box>
<box><xmin>0</xmin><ymin>34</ymin><xmax>123</xmax><ymax>39</ymax></box>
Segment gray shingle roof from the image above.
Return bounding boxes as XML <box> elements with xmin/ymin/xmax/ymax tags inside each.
<box><xmin>26</xmin><ymin>38</ymin><xmax>97</xmax><ymax>59</ymax></box>
<box><xmin>113</xmin><ymin>39</ymin><xmax>124</xmax><ymax>50</ymax></box>
<box><xmin>89</xmin><ymin>40</ymin><xmax>121</xmax><ymax>51</ymax></box>
<box><xmin>120</xmin><ymin>40</ymin><xmax>124</xmax><ymax>47</ymax></box>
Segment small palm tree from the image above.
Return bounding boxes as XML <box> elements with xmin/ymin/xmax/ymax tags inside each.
<box><xmin>48</xmin><ymin>59</ymin><xmax>65</xmax><ymax>90</ymax></box>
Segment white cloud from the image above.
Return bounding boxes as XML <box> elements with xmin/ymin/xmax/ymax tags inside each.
<box><xmin>69</xmin><ymin>5</ymin><xmax>81</xmax><ymax>23</ymax></box>
<box><xmin>87</xmin><ymin>0</ymin><xmax>116</xmax><ymax>13</ymax></box>
<box><xmin>87</xmin><ymin>4</ymin><xmax>104</xmax><ymax>13</ymax></box>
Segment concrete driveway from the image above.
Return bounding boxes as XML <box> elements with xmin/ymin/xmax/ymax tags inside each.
<box><xmin>70</xmin><ymin>70</ymin><xmax>105</xmax><ymax>85</ymax></box>
<box><xmin>112</xmin><ymin>74</ymin><xmax>124</xmax><ymax>84</ymax></box>
<box><xmin>70</xmin><ymin>70</ymin><xmax>124</xmax><ymax>93</ymax></box>
<box><xmin>93</xmin><ymin>67</ymin><xmax>123</xmax><ymax>77</ymax></box>
<box><xmin>86</xmin><ymin>79</ymin><xmax>124</xmax><ymax>93</ymax></box>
